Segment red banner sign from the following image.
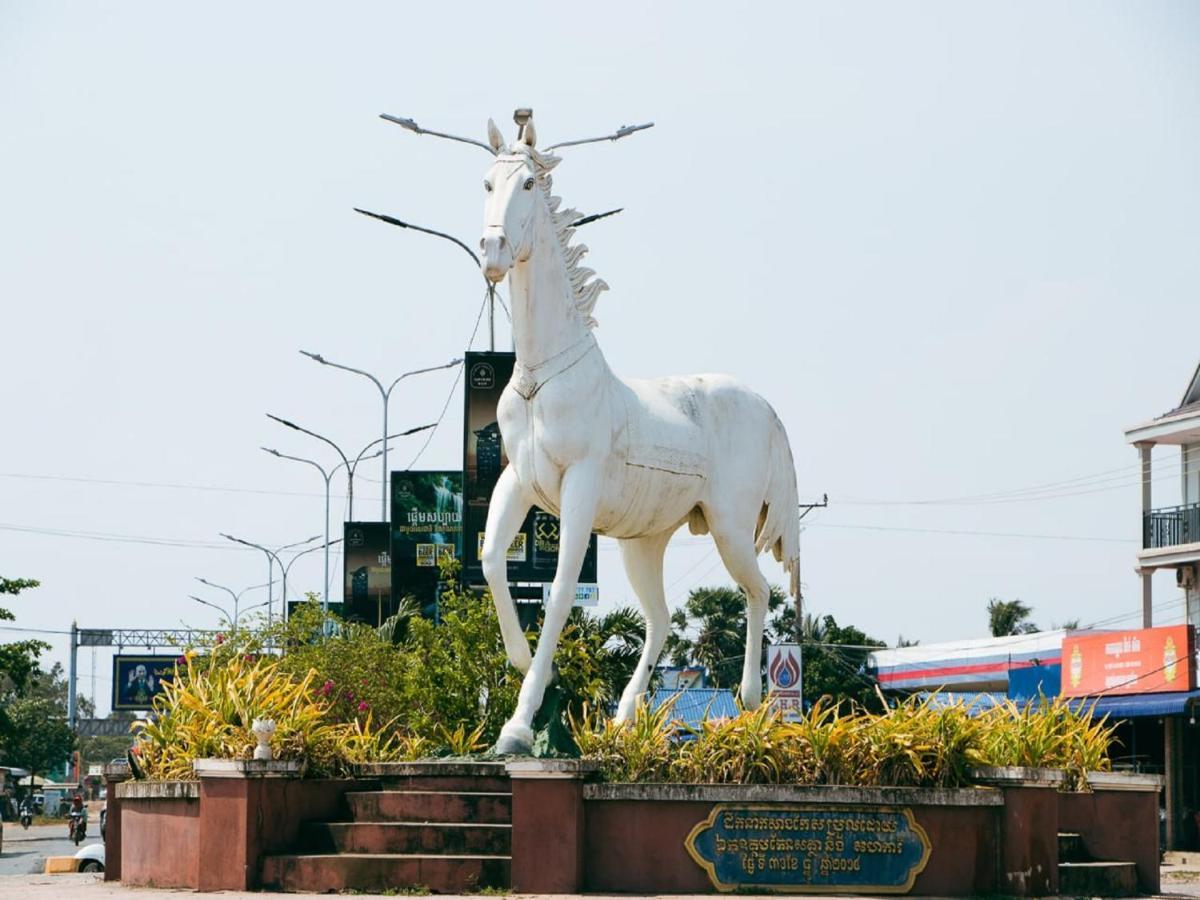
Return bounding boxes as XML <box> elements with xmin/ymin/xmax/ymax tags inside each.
<box><xmin>1062</xmin><ymin>625</ymin><xmax>1195</xmax><ymax>697</ymax></box>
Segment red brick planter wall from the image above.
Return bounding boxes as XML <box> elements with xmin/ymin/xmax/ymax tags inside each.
<box><xmin>1059</xmin><ymin>787</ymin><xmax>1160</xmax><ymax>893</ymax></box>
<box><xmin>580</xmin><ymin>785</ymin><xmax>1002</xmax><ymax>896</ymax></box>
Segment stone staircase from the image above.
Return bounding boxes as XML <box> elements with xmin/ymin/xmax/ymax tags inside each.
<box><xmin>1057</xmin><ymin>830</ymin><xmax>1139</xmax><ymax>897</ymax></box>
<box><xmin>261</xmin><ymin>762</ymin><xmax>512</xmax><ymax>894</ymax></box>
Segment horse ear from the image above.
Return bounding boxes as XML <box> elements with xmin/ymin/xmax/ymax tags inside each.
<box><xmin>486</xmin><ymin>119</ymin><xmax>505</xmax><ymax>153</ymax></box>
<box><xmin>522</xmin><ymin>118</ymin><xmax>537</xmax><ymax>148</ymax></box>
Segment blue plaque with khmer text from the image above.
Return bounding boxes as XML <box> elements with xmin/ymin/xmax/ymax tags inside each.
<box><xmin>686</xmin><ymin>804</ymin><xmax>931</xmax><ymax>893</ymax></box>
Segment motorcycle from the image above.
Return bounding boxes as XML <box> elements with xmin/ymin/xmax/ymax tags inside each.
<box><xmin>19</xmin><ymin>809</ymin><xmax>32</xmax><ymax>830</ymax></box>
<box><xmin>68</xmin><ymin>811</ymin><xmax>86</xmax><ymax>845</ymax></box>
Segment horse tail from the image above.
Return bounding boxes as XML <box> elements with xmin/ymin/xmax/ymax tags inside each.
<box><xmin>755</xmin><ymin>409</ymin><xmax>801</xmax><ymax>599</ymax></box>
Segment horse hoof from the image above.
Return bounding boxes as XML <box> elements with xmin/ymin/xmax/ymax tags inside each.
<box><xmin>494</xmin><ymin>724</ymin><xmax>534</xmax><ymax>756</ymax></box>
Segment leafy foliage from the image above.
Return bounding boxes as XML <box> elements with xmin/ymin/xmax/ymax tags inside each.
<box><xmin>571</xmin><ymin>692</ymin><xmax>1115</xmax><ymax>790</ymax></box>
<box><xmin>0</xmin><ymin>578</ymin><xmax>65</xmax><ymax>774</ymax></box>
<box><xmin>134</xmin><ymin>563</ymin><xmax>645</xmax><ymax>776</ymax></box>
<box><xmin>665</xmin><ymin>585</ymin><xmax>787</xmax><ymax>688</ymax></box>
<box><xmin>988</xmin><ymin>597</ymin><xmax>1038</xmax><ymax>636</ymax></box>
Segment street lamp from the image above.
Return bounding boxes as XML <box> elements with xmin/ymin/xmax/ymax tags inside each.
<box><xmin>258</xmin><ymin>448</ymin><xmax>340</xmax><ymax>610</ymax></box>
<box><xmin>192</xmin><ymin>578</ymin><xmax>276</xmax><ymax>633</ymax></box>
<box><xmin>218</xmin><ymin>534</ymin><xmax>320</xmax><ymax>628</ymax></box>
<box><xmin>265</xmin><ymin>415</ymin><xmax>434</xmax><ymax>521</ymax></box>
<box><xmin>297</xmin><ymin>352</ymin><xmax>461</xmax><ymax>520</ymax></box>
<box><xmin>279</xmin><ymin>538</ymin><xmax>344</xmax><ymax>618</ymax></box>
<box><xmin>352</xmin><ymin>209</ymin><xmax>503</xmax><ymax>350</ymax></box>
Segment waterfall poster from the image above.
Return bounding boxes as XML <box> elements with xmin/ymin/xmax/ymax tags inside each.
<box><xmin>390</xmin><ymin>470</ymin><xmax>464</xmax><ymax>619</ymax></box>
<box><xmin>462</xmin><ymin>350</ymin><xmax>597</xmax><ymax>591</ymax></box>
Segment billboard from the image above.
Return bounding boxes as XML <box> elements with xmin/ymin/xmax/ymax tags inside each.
<box><xmin>343</xmin><ymin>522</ymin><xmax>392</xmax><ymax>625</ymax></box>
<box><xmin>1062</xmin><ymin>625</ymin><xmax>1196</xmax><ymax>697</ymax></box>
<box><xmin>767</xmin><ymin>643</ymin><xmax>803</xmax><ymax>720</ymax></box>
<box><xmin>391</xmin><ymin>470</ymin><xmax>463</xmax><ymax>619</ymax></box>
<box><xmin>112</xmin><ymin>655</ymin><xmax>177</xmax><ymax>711</ymax></box>
<box><xmin>462</xmin><ymin>350</ymin><xmax>597</xmax><ymax>589</ymax></box>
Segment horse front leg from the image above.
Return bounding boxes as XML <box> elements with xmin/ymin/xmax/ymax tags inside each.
<box><xmin>481</xmin><ymin>467</ymin><xmax>534</xmax><ymax>673</ymax></box>
<box><xmin>495</xmin><ymin>458</ymin><xmax>603</xmax><ymax>755</ymax></box>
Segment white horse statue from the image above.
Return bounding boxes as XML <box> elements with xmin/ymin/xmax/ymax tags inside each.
<box><xmin>476</xmin><ymin>115</ymin><xmax>801</xmax><ymax>755</ymax></box>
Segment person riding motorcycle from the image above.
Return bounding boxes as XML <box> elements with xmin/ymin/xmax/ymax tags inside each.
<box><xmin>18</xmin><ymin>797</ymin><xmax>33</xmax><ymax>829</ymax></box>
<box><xmin>66</xmin><ymin>795</ymin><xmax>88</xmax><ymax>844</ymax></box>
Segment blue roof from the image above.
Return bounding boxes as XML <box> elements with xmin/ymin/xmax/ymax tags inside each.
<box><xmin>649</xmin><ymin>688</ymin><xmax>738</xmax><ymax>730</ymax></box>
<box><xmin>1072</xmin><ymin>689</ymin><xmax>1200</xmax><ymax>719</ymax></box>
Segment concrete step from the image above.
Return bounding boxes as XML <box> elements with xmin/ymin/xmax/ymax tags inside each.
<box><xmin>346</xmin><ymin>790</ymin><xmax>512</xmax><ymax>824</ymax></box>
<box><xmin>261</xmin><ymin>852</ymin><xmax>510</xmax><ymax>894</ymax></box>
<box><xmin>1058</xmin><ymin>831</ymin><xmax>1087</xmax><ymax>862</ymax></box>
<box><xmin>376</xmin><ymin>774</ymin><xmax>512</xmax><ymax>793</ymax></box>
<box><xmin>299</xmin><ymin>820</ymin><xmax>512</xmax><ymax>855</ymax></box>
<box><xmin>357</xmin><ymin>761</ymin><xmax>512</xmax><ymax>794</ymax></box>
<box><xmin>1058</xmin><ymin>860</ymin><xmax>1138</xmax><ymax>897</ymax></box>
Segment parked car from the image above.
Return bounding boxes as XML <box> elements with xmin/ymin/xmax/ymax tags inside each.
<box><xmin>99</xmin><ymin>806</ymin><xmax>107</xmax><ymax>839</ymax></box>
<box><xmin>74</xmin><ymin>843</ymin><xmax>105</xmax><ymax>873</ymax></box>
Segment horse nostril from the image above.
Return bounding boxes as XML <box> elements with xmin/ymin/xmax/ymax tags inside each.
<box><xmin>498</xmin><ymin>235</ymin><xmax>507</xmax><ymax>248</ymax></box>
<box><xmin>479</xmin><ymin>238</ymin><xmax>486</xmax><ymax>251</ymax></box>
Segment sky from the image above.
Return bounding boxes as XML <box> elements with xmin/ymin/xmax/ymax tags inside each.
<box><xmin>1</xmin><ymin>2</ymin><xmax>1198</xmax><ymax>716</ymax></box>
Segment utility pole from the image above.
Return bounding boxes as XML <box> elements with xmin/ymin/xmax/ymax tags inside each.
<box><xmin>67</xmin><ymin>620</ymin><xmax>78</xmax><ymax>730</ymax></box>
<box><xmin>794</xmin><ymin>495</ymin><xmax>829</xmax><ymax>641</ymax></box>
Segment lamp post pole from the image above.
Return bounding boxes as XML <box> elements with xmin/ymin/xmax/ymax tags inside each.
<box><xmin>279</xmin><ymin>538</ymin><xmax>344</xmax><ymax>617</ymax></box>
<box><xmin>218</xmin><ymin>534</ymin><xmax>320</xmax><ymax>629</ymax></box>
<box><xmin>259</xmin><ymin>448</ymin><xmax>336</xmax><ymax>610</ymax></box>
<box><xmin>193</xmin><ymin>578</ymin><xmax>275</xmax><ymax>633</ymax></box>
<box><xmin>351</xmin><ymin>210</ymin><xmax>501</xmax><ymax>350</ymax></box>
<box><xmin>266</xmin><ymin>417</ymin><xmax>434</xmax><ymax>522</ymax></box>
<box><xmin>297</xmin><ymin>353</ymin><xmax>461</xmax><ymax>521</ymax></box>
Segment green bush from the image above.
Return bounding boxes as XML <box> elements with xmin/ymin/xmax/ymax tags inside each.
<box><xmin>571</xmin><ymin>692</ymin><xmax>1116</xmax><ymax>790</ymax></box>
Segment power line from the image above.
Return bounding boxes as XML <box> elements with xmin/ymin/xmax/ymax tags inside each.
<box><xmin>808</xmin><ymin>522</ymin><xmax>1132</xmax><ymax>544</ymax></box>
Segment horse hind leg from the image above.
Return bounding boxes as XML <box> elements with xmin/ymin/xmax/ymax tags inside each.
<box><xmin>711</xmin><ymin>526</ymin><xmax>772</xmax><ymax>710</ymax></box>
<box><xmin>614</xmin><ymin>529</ymin><xmax>674</xmax><ymax>723</ymax></box>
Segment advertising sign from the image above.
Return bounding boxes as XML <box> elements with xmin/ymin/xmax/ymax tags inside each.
<box><xmin>1061</xmin><ymin>625</ymin><xmax>1196</xmax><ymax>697</ymax></box>
<box><xmin>391</xmin><ymin>470</ymin><xmax>463</xmax><ymax>619</ymax></box>
<box><xmin>462</xmin><ymin>350</ymin><xmax>597</xmax><ymax>587</ymax></box>
<box><xmin>540</xmin><ymin>582</ymin><xmax>600</xmax><ymax>608</ymax></box>
<box><xmin>112</xmin><ymin>655</ymin><xmax>178</xmax><ymax>711</ymax></box>
<box><xmin>343</xmin><ymin>522</ymin><xmax>391</xmax><ymax>625</ymax></box>
<box><xmin>767</xmin><ymin>643</ymin><xmax>803</xmax><ymax>720</ymax></box>
<box><xmin>658</xmin><ymin>666</ymin><xmax>707</xmax><ymax>690</ymax></box>
<box><xmin>686</xmin><ymin>803</ymin><xmax>931</xmax><ymax>892</ymax></box>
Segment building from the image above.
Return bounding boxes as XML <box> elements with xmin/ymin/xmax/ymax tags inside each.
<box><xmin>1125</xmin><ymin>359</ymin><xmax>1200</xmax><ymax>626</ymax></box>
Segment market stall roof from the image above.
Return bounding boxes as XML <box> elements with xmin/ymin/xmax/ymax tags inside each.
<box><xmin>649</xmin><ymin>688</ymin><xmax>738</xmax><ymax>730</ymax></box>
<box><xmin>1071</xmin><ymin>689</ymin><xmax>1200</xmax><ymax>719</ymax></box>
<box><xmin>868</xmin><ymin>631</ymin><xmax>1066</xmax><ymax>693</ymax></box>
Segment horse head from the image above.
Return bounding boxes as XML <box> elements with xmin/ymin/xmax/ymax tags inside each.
<box><xmin>480</xmin><ymin>117</ymin><xmax>549</xmax><ymax>283</ymax></box>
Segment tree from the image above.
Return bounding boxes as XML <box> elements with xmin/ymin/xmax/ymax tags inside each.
<box><xmin>665</xmin><ymin>585</ymin><xmax>788</xmax><ymax>689</ymax></box>
<box><xmin>987</xmin><ymin>598</ymin><xmax>1038</xmax><ymax>637</ymax></box>
<box><xmin>0</xmin><ymin>663</ymin><xmax>75</xmax><ymax>778</ymax></box>
<box><xmin>0</xmin><ymin>577</ymin><xmax>50</xmax><ymax>747</ymax></box>
<box><xmin>794</xmin><ymin>614</ymin><xmax>887</xmax><ymax>711</ymax></box>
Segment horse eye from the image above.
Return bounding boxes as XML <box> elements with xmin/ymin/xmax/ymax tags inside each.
<box><xmin>484</xmin><ymin>181</ymin><xmax>493</xmax><ymax>192</ymax></box>
<box><xmin>523</xmin><ymin>177</ymin><xmax>535</xmax><ymax>190</ymax></box>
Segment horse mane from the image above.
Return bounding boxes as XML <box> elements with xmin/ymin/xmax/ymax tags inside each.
<box><xmin>519</xmin><ymin>145</ymin><xmax>609</xmax><ymax>329</ymax></box>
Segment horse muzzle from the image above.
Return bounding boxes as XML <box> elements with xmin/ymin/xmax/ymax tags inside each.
<box><xmin>480</xmin><ymin>229</ymin><xmax>513</xmax><ymax>283</ymax></box>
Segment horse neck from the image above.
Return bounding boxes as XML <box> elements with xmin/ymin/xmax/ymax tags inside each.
<box><xmin>509</xmin><ymin>198</ymin><xmax>591</xmax><ymax>365</ymax></box>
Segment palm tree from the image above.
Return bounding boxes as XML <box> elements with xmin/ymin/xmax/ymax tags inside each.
<box><xmin>987</xmin><ymin>598</ymin><xmax>1038</xmax><ymax>637</ymax></box>
<box><xmin>666</xmin><ymin>585</ymin><xmax>787</xmax><ymax>689</ymax></box>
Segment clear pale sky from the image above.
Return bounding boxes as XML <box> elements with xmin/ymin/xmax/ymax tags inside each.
<box><xmin>2</xmin><ymin>2</ymin><xmax>1197</xmax><ymax>715</ymax></box>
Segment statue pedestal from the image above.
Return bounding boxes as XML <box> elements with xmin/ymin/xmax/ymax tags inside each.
<box><xmin>505</xmin><ymin>759</ymin><xmax>599</xmax><ymax>893</ymax></box>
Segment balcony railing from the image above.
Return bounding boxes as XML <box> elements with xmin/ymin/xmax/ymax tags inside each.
<box><xmin>1143</xmin><ymin>502</ymin><xmax>1200</xmax><ymax>550</ymax></box>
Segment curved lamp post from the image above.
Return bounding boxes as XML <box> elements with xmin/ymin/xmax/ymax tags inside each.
<box><xmin>279</xmin><ymin>538</ymin><xmax>344</xmax><ymax>618</ymax></box>
<box><xmin>296</xmin><ymin>353</ymin><xmax>461</xmax><ymax>521</ymax></box>
<box><xmin>192</xmin><ymin>578</ymin><xmax>276</xmax><ymax>633</ymax></box>
<box><xmin>265</xmin><ymin>415</ymin><xmax>434</xmax><ymax>521</ymax></box>
<box><xmin>218</xmin><ymin>533</ymin><xmax>320</xmax><ymax>628</ymax></box>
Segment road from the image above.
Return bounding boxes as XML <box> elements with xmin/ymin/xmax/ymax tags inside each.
<box><xmin>0</xmin><ymin>822</ymin><xmax>99</xmax><ymax>876</ymax></box>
